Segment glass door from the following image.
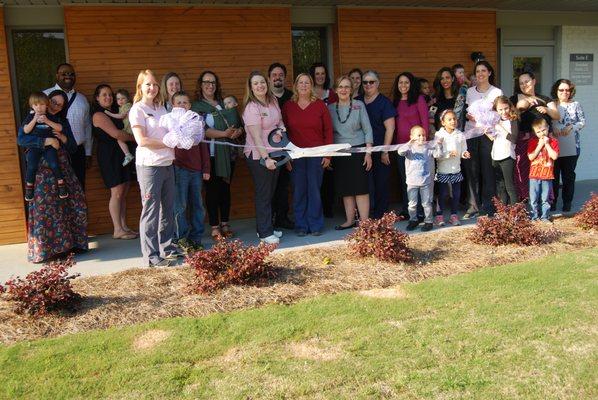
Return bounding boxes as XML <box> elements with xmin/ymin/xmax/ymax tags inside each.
<box><xmin>10</xmin><ymin>30</ymin><xmax>66</xmax><ymax>122</ymax></box>
<box><xmin>291</xmin><ymin>27</ymin><xmax>328</xmax><ymax>79</ymax></box>
<box><xmin>500</xmin><ymin>46</ymin><xmax>554</xmax><ymax>97</ymax></box>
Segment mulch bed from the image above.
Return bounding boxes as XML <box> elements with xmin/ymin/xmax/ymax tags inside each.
<box><xmin>0</xmin><ymin>218</ymin><xmax>595</xmax><ymax>345</ymax></box>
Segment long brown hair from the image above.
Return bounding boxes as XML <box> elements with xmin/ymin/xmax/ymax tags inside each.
<box><xmin>492</xmin><ymin>95</ymin><xmax>519</xmax><ymax>121</ymax></box>
<box><xmin>160</xmin><ymin>72</ymin><xmax>182</xmax><ymax>105</ymax></box>
<box><xmin>243</xmin><ymin>70</ymin><xmax>275</xmax><ymax>107</ymax></box>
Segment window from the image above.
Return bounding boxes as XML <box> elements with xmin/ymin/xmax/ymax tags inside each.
<box><xmin>11</xmin><ymin>30</ymin><xmax>66</xmax><ymax>121</ymax></box>
<box><xmin>292</xmin><ymin>28</ymin><xmax>328</xmax><ymax>78</ymax></box>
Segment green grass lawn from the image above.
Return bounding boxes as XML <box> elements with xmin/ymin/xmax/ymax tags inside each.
<box><xmin>1</xmin><ymin>248</ymin><xmax>597</xmax><ymax>400</ymax></box>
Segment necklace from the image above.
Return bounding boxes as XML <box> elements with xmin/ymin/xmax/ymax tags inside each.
<box><xmin>335</xmin><ymin>99</ymin><xmax>353</xmax><ymax>124</ymax></box>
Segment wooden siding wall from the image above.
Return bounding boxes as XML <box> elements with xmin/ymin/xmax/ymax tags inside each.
<box><xmin>336</xmin><ymin>8</ymin><xmax>497</xmax><ymax>96</ymax></box>
<box><xmin>64</xmin><ymin>6</ymin><xmax>292</xmax><ymax>234</ymax></box>
<box><xmin>0</xmin><ymin>8</ymin><xmax>27</xmax><ymax>245</ymax></box>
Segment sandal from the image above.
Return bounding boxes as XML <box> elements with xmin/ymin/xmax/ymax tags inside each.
<box><xmin>112</xmin><ymin>232</ymin><xmax>137</xmax><ymax>240</ymax></box>
<box><xmin>211</xmin><ymin>226</ymin><xmax>223</xmax><ymax>241</ymax></box>
<box><xmin>221</xmin><ymin>223</ymin><xmax>234</xmax><ymax>238</ymax></box>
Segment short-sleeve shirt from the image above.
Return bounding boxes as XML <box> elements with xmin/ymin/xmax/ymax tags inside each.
<box><xmin>357</xmin><ymin>94</ymin><xmax>396</xmax><ymax>146</ymax></box>
<box><xmin>129</xmin><ymin>101</ymin><xmax>173</xmax><ymax>166</ymax></box>
<box><xmin>242</xmin><ymin>100</ymin><xmax>283</xmax><ymax>160</ymax></box>
<box><xmin>120</xmin><ymin>102</ymin><xmax>133</xmax><ymax>134</ymax></box>
<box><xmin>528</xmin><ymin>136</ymin><xmax>559</xmax><ymax>180</ymax></box>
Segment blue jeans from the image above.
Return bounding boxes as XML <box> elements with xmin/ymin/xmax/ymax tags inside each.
<box><xmin>529</xmin><ymin>179</ymin><xmax>552</xmax><ymax>220</ymax></box>
<box><xmin>174</xmin><ymin>166</ymin><xmax>206</xmax><ymax>244</ymax></box>
<box><xmin>26</xmin><ymin>146</ymin><xmax>62</xmax><ymax>183</ymax></box>
<box><xmin>292</xmin><ymin>157</ymin><xmax>324</xmax><ymax>233</ymax></box>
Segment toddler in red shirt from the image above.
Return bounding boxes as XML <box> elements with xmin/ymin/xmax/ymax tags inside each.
<box><xmin>527</xmin><ymin>118</ymin><xmax>559</xmax><ymax>221</ymax></box>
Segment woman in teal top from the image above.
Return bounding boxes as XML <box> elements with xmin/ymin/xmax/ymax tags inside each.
<box><xmin>328</xmin><ymin>76</ymin><xmax>373</xmax><ymax>230</ymax></box>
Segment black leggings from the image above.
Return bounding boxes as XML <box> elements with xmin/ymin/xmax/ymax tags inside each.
<box><xmin>493</xmin><ymin>157</ymin><xmax>517</xmax><ymax>205</ymax></box>
<box><xmin>437</xmin><ymin>181</ymin><xmax>461</xmax><ymax>215</ymax></box>
<box><xmin>205</xmin><ymin>158</ymin><xmax>235</xmax><ymax>226</ymax></box>
<box><xmin>553</xmin><ymin>155</ymin><xmax>578</xmax><ymax>207</ymax></box>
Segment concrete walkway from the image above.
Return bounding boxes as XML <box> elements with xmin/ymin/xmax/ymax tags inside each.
<box><xmin>0</xmin><ymin>179</ymin><xmax>595</xmax><ymax>282</ymax></box>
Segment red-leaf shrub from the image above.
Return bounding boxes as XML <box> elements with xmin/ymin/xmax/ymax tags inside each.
<box><xmin>346</xmin><ymin>212</ymin><xmax>413</xmax><ymax>263</ymax></box>
<box><xmin>187</xmin><ymin>240</ymin><xmax>277</xmax><ymax>293</ymax></box>
<box><xmin>469</xmin><ymin>198</ymin><xmax>559</xmax><ymax>246</ymax></box>
<box><xmin>2</xmin><ymin>255</ymin><xmax>81</xmax><ymax>316</ymax></box>
<box><xmin>576</xmin><ymin>193</ymin><xmax>598</xmax><ymax>230</ymax></box>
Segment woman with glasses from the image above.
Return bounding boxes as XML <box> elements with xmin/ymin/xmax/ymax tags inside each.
<box><xmin>356</xmin><ymin>70</ymin><xmax>396</xmax><ymax>218</ymax></box>
<box><xmin>191</xmin><ymin>70</ymin><xmax>242</xmax><ymax>240</ymax></box>
<box><xmin>18</xmin><ymin>90</ymin><xmax>88</xmax><ymax>262</ymax></box>
<box><xmin>329</xmin><ymin>76</ymin><xmax>373</xmax><ymax>230</ymax></box>
<box><xmin>510</xmin><ymin>71</ymin><xmax>559</xmax><ymax>202</ymax></box>
<box><xmin>551</xmin><ymin>79</ymin><xmax>585</xmax><ymax>212</ymax></box>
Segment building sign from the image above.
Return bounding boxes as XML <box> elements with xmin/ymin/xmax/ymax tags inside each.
<box><xmin>569</xmin><ymin>54</ymin><xmax>593</xmax><ymax>85</ymax></box>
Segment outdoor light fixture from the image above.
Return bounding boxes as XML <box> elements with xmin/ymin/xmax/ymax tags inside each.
<box><xmin>471</xmin><ymin>52</ymin><xmax>486</xmax><ymax>62</ymax></box>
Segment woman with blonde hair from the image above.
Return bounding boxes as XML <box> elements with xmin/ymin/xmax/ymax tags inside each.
<box><xmin>129</xmin><ymin>69</ymin><xmax>180</xmax><ymax>267</ymax></box>
<box><xmin>242</xmin><ymin>71</ymin><xmax>285</xmax><ymax>244</ymax></box>
<box><xmin>282</xmin><ymin>73</ymin><xmax>333</xmax><ymax>236</ymax></box>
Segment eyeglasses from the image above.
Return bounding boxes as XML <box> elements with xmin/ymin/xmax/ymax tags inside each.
<box><xmin>60</xmin><ymin>72</ymin><xmax>75</xmax><ymax>77</ymax></box>
<box><xmin>202</xmin><ymin>80</ymin><xmax>216</xmax><ymax>86</ymax></box>
<box><xmin>558</xmin><ymin>88</ymin><xmax>571</xmax><ymax>92</ymax></box>
<box><xmin>362</xmin><ymin>80</ymin><xmax>377</xmax><ymax>85</ymax></box>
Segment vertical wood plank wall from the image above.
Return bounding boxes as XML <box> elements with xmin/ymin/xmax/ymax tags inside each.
<box><xmin>0</xmin><ymin>8</ymin><xmax>27</xmax><ymax>244</ymax></box>
<box><xmin>64</xmin><ymin>6</ymin><xmax>292</xmax><ymax>235</ymax></box>
<box><xmin>336</xmin><ymin>8</ymin><xmax>497</xmax><ymax>95</ymax></box>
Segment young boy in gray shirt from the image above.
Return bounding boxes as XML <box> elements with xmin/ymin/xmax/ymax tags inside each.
<box><xmin>397</xmin><ymin>125</ymin><xmax>441</xmax><ymax>232</ymax></box>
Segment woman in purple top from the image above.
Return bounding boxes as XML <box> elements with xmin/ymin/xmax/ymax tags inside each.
<box><xmin>391</xmin><ymin>71</ymin><xmax>429</xmax><ymax>219</ymax></box>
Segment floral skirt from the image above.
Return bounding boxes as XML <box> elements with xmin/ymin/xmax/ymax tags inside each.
<box><xmin>27</xmin><ymin>149</ymin><xmax>88</xmax><ymax>263</ymax></box>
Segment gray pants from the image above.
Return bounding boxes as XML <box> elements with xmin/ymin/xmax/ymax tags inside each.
<box><xmin>246</xmin><ymin>157</ymin><xmax>280</xmax><ymax>238</ymax></box>
<box><xmin>137</xmin><ymin>164</ymin><xmax>176</xmax><ymax>265</ymax></box>
<box><xmin>407</xmin><ymin>184</ymin><xmax>433</xmax><ymax>223</ymax></box>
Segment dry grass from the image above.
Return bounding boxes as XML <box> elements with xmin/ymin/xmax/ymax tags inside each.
<box><xmin>132</xmin><ymin>329</ymin><xmax>172</xmax><ymax>351</ymax></box>
<box><xmin>287</xmin><ymin>338</ymin><xmax>344</xmax><ymax>361</ymax></box>
<box><xmin>0</xmin><ymin>219</ymin><xmax>595</xmax><ymax>345</ymax></box>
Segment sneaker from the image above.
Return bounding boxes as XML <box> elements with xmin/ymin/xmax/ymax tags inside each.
<box><xmin>562</xmin><ymin>203</ymin><xmax>572</xmax><ymax>212</ymax></box>
<box><xmin>449</xmin><ymin>214</ymin><xmax>461</xmax><ymax>226</ymax></box>
<box><xmin>260</xmin><ymin>234</ymin><xmax>280</xmax><ymax>244</ymax></box>
<box><xmin>311</xmin><ymin>231</ymin><xmax>322</xmax><ymax>236</ymax></box>
<box><xmin>550</xmin><ymin>203</ymin><xmax>557</xmax><ymax>212</ymax></box>
<box><xmin>57</xmin><ymin>183</ymin><xmax>69</xmax><ymax>199</ymax></box>
<box><xmin>164</xmin><ymin>248</ymin><xmax>185</xmax><ymax>260</ymax></box>
<box><xmin>176</xmin><ymin>238</ymin><xmax>193</xmax><ymax>253</ymax></box>
<box><xmin>406</xmin><ymin>220</ymin><xmax>419</xmax><ymax>231</ymax></box>
<box><xmin>421</xmin><ymin>222</ymin><xmax>433</xmax><ymax>232</ymax></box>
<box><xmin>149</xmin><ymin>258</ymin><xmax>171</xmax><ymax>268</ymax></box>
<box><xmin>122</xmin><ymin>153</ymin><xmax>135</xmax><ymax>166</ymax></box>
<box><xmin>296</xmin><ymin>230</ymin><xmax>307</xmax><ymax>237</ymax></box>
<box><xmin>25</xmin><ymin>184</ymin><xmax>34</xmax><ymax>202</ymax></box>
<box><xmin>273</xmin><ymin>230</ymin><xmax>283</xmax><ymax>238</ymax></box>
<box><xmin>462</xmin><ymin>211</ymin><xmax>478</xmax><ymax>220</ymax></box>
<box><xmin>434</xmin><ymin>215</ymin><xmax>445</xmax><ymax>226</ymax></box>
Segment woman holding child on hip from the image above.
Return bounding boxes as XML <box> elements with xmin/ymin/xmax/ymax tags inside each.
<box><xmin>191</xmin><ymin>70</ymin><xmax>242</xmax><ymax>240</ymax></box>
<box><xmin>92</xmin><ymin>84</ymin><xmax>137</xmax><ymax>240</ymax></box>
